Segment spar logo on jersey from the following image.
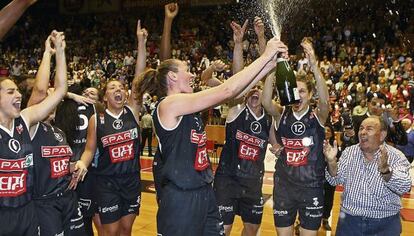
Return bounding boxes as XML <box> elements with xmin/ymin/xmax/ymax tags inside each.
<box><xmin>236</xmin><ymin>130</ymin><xmax>265</xmax><ymax>148</ymax></box>
<box><xmin>41</xmin><ymin>146</ymin><xmax>73</xmax><ymax>158</ymax></box>
<box><xmin>0</xmin><ymin>157</ymin><xmax>26</xmax><ymax>171</ymax></box>
<box><xmin>281</xmin><ymin>137</ymin><xmax>313</xmax><ymax>148</ymax></box>
<box><xmin>0</xmin><ymin>154</ymin><xmax>32</xmax><ymax>172</ymax></box>
<box><xmin>281</xmin><ymin>137</ymin><xmax>311</xmax><ymax>166</ymax></box>
<box><xmin>101</xmin><ymin>128</ymin><xmax>138</xmax><ymax>147</ymax></box>
<box><xmin>236</xmin><ymin>130</ymin><xmax>265</xmax><ymax>161</ymax></box>
<box><xmin>190</xmin><ymin>129</ymin><xmax>209</xmax><ymax>171</ymax></box>
<box><xmin>0</xmin><ymin>170</ymin><xmax>27</xmax><ymax>197</ymax></box>
<box><xmin>8</xmin><ymin>139</ymin><xmax>21</xmax><ymax>154</ymax></box>
<box><xmin>190</xmin><ymin>129</ymin><xmax>207</xmax><ymax>145</ymax></box>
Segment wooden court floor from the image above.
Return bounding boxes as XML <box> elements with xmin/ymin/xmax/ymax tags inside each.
<box><xmin>96</xmin><ymin>158</ymin><xmax>414</xmax><ymax>236</ymax></box>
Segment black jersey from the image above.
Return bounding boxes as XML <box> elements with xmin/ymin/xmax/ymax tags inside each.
<box><xmin>275</xmin><ymin>106</ymin><xmax>326</xmax><ymax>187</ymax></box>
<box><xmin>72</xmin><ymin>104</ymin><xmax>96</xmax><ymax>162</ymax></box>
<box><xmin>153</xmin><ymin>104</ymin><xmax>213</xmax><ymax>190</ymax></box>
<box><xmin>216</xmin><ymin>105</ymin><xmax>271</xmax><ymax>179</ymax></box>
<box><xmin>96</xmin><ymin>106</ymin><xmax>140</xmax><ymax>176</ymax></box>
<box><xmin>32</xmin><ymin>122</ymin><xmax>72</xmax><ymax>198</ymax></box>
<box><xmin>0</xmin><ymin>116</ymin><xmax>34</xmax><ymax>207</ymax></box>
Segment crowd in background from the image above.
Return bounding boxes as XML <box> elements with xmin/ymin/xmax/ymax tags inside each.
<box><xmin>0</xmin><ymin>0</ymin><xmax>414</xmax><ymax>234</ymax></box>
<box><xmin>1</xmin><ymin>0</ymin><xmax>414</xmax><ymax>127</ymax></box>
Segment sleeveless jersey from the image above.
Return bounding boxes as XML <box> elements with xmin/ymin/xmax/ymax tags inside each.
<box><xmin>275</xmin><ymin>106</ymin><xmax>326</xmax><ymax>187</ymax></box>
<box><xmin>95</xmin><ymin>106</ymin><xmax>140</xmax><ymax>176</ymax></box>
<box><xmin>216</xmin><ymin>105</ymin><xmax>271</xmax><ymax>180</ymax></box>
<box><xmin>0</xmin><ymin>116</ymin><xmax>34</xmax><ymax>207</ymax></box>
<box><xmin>153</xmin><ymin>103</ymin><xmax>213</xmax><ymax>190</ymax></box>
<box><xmin>71</xmin><ymin>104</ymin><xmax>96</xmax><ymax>162</ymax></box>
<box><xmin>32</xmin><ymin>122</ymin><xmax>72</xmax><ymax>198</ymax></box>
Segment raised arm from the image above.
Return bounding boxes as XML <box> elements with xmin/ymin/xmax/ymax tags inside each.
<box><xmin>0</xmin><ymin>0</ymin><xmax>36</xmax><ymax>40</ymax></box>
<box><xmin>129</xmin><ymin>20</ymin><xmax>148</xmax><ymax>119</ymax></box>
<box><xmin>134</xmin><ymin>20</ymin><xmax>148</xmax><ymax>77</ymax></box>
<box><xmin>66</xmin><ymin>92</ymin><xmax>95</xmax><ymax>106</ymax></box>
<box><xmin>254</xmin><ymin>16</ymin><xmax>266</xmax><ymax>55</ymax></box>
<box><xmin>70</xmin><ymin>115</ymin><xmax>97</xmax><ymax>188</ymax></box>
<box><xmin>21</xmin><ymin>31</ymin><xmax>67</xmax><ymax>127</ymax></box>
<box><xmin>302</xmin><ymin>38</ymin><xmax>329</xmax><ymax>124</ymax></box>
<box><xmin>231</xmin><ymin>20</ymin><xmax>248</xmax><ymax>75</ymax></box>
<box><xmin>160</xmin><ymin>2</ymin><xmax>178</xmax><ymax>61</ymax></box>
<box><xmin>27</xmin><ymin>35</ymin><xmax>55</xmax><ymax>107</ymax></box>
<box><xmin>159</xmin><ymin>38</ymin><xmax>288</xmax><ymax>128</ymax></box>
<box><xmin>229</xmin><ymin>19</ymin><xmax>262</xmax><ymax>104</ymax></box>
<box><xmin>262</xmin><ymin>72</ymin><xmax>283</xmax><ymax>123</ymax></box>
<box><xmin>128</xmin><ymin>75</ymin><xmax>142</xmax><ymax>120</ymax></box>
<box><xmin>200</xmin><ymin>60</ymin><xmax>226</xmax><ymax>87</ymax></box>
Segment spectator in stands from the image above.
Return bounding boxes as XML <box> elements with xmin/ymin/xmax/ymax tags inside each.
<box><xmin>324</xmin><ymin>115</ymin><xmax>411</xmax><ymax>236</ymax></box>
<box><xmin>396</xmin><ymin>118</ymin><xmax>414</xmax><ymax>163</ymax></box>
<box><xmin>352</xmin><ymin>93</ymin><xmax>407</xmax><ymax>145</ymax></box>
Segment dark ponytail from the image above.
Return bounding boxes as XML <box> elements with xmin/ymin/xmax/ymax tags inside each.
<box><xmin>135</xmin><ymin>59</ymin><xmax>180</xmax><ymax>103</ymax></box>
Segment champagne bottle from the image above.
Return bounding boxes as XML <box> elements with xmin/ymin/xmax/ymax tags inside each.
<box><xmin>275</xmin><ymin>58</ymin><xmax>300</xmax><ymax>106</ymax></box>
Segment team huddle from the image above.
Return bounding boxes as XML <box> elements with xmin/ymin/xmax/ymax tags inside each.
<box><xmin>0</xmin><ymin>1</ymin><xmax>412</xmax><ymax>236</ymax></box>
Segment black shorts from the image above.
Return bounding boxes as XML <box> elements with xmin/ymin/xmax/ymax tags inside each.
<box><xmin>273</xmin><ymin>180</ymin><xmax>324</xmax><ymax>230</ymax></box>
<box><xmin>214</xmin><ymin>176</ymin><xmax>264</xmax><ymax>225</ymax></box>
<box><xmin>157</xmin><ymin>184</ymin><xmax>224</xmax><ymax>236</ymax></box>
<box><xmin>96</xmin><ymin>173</ymin><xmax>141</xmax><ymax>224</ymax></box>
<box><xmin>76</xmin><ymin>172</ymin><xmax>98</xmax><ymax>217</ymax></box>
<box><xmin>34</xmin><ymin>191</ymin><xmax>85</xmax><ymax>236</ymax></box>
<box><xmin>0</xmin><ymin>201</ymin><xmax>39</xmax><ymax>236</ymax></box>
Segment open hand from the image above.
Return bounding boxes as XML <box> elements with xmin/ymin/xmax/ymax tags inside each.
<box><xmin>301</xmin><ymin>37</ymin><xmax>316</xmax><ymax>66</ymax></box>
<box><xmin>230</xmin><ymin>20</ymin><xmax>248</xmax><ymax>44</ymax></box>
<box><xmin>72</xmin><ymin>93</ymin><xmax>96</xmax><ymax>106</ymax></box>
<box><xmin>254</xmin><ymin>16</ymin><xmax>265</xmax><ymax>37</ymax></box>
<box><xmin>211</xmin><ymin>60</ymin><xmax>226</xmax><ymax>72</ymax></box>
<box><xmin>377</xmin><ymin>145</ymin><xmax>390</xmax><ymax>173</ymax></box>
<box><xmin>323</xmin><ymin>140</ymin><xmax>338</xmax><ymax>163</ymax></box>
